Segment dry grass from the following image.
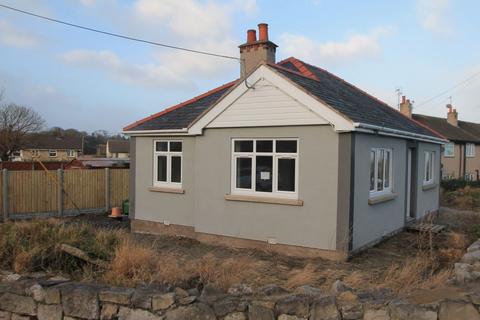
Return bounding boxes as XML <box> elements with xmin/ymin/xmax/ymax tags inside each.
<box><xmin>285</xmin><ymin>263</ymin><xmax>318</xmax><ymax>288</ymax></box>
<box><xmin>0</xmin><ymin>211</ymin><xmax>473</xmax><ymax>294</ymax></box>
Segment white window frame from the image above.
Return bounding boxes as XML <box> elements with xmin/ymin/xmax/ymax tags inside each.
<box><xmin>466</xmin><ymin>143</ymin><xmax>476</xmax><ymax>158</ymax></box>
<box><xmin>444</xmin><ymin>143</ymin><xmax>455</xmax><ymax>158</ymax></box>
<box><xmin>12</xmin><ymin>150</ymin><xmax>21</xmax><ymax>157</ymax></box>
<box><xmin>153</xmin><ymin>140</ymin><xmax>183</xmax><ymax>189</ymax></box>
<box><xmin>231</xmin><ymin>138</ymin><xmax>299</xmax><ymax>199</ymax></box>
<box><xmin>31</xmin><ymin>150</ymin><xmax>39</xmax><ymax>157</ymax></box>
<box><xmin>369</xmin><ymin>148</ymin><xmax>393</xmax><ymax>198</ymax></box>
<box><xmin>67</xmin><ymin>149</ymin><xmax>75</xmax><ymax>157</ymax></box>
<box><xmin>423</xmin><ymin>151</ymin><xmax>435</xmax><ymax>185</ymax></box>
<box><xmin>49</xmin><ymin>150</ymin><xmax>57</xmax><ymax>157</ymax></box>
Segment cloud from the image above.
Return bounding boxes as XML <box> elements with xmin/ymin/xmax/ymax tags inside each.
<box><xmin>0</xmin><ymin>20</ymin><xmax>43</xmax><ymax>48</ymax></box>
<box><xmin>60</xmin><ymin>49</ymin><xmax>195</xmax><ymax>89</ymax></box>
<box><xmin>416</xmin><ymin>0</ymin><xmax>452</xmax><ymax>35</ymax></box>
<box><xmin>280</xmin><ymin>27</ymin><xmax>393</xmax><ymax>67</ymax></box>
<box><xmin>60</xmin><ymin>0</ymin><xmax>244</xmax><ymax>89</ymax></box>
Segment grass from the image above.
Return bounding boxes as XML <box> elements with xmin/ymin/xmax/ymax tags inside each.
<box><xmin>0</xmin><ymin>210</ymin><xmax>474</xmax><ymax>294</ymax></box>
<box><xmin>442</xmin><ymin>186</ymin><xmax>480</xmax><ymax>211</ymax></box>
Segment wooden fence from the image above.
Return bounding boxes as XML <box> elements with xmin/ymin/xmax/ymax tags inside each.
<box><xmin>1</xmin><ymin>168</ymin><xmax>129</xmax><ymax>220</ymax></box>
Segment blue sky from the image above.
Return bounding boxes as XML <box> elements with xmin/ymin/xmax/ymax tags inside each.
<box><xmin>0</xmin><ymin>0</ymin><xmax>479</xmax><ymax>133</ymax></box>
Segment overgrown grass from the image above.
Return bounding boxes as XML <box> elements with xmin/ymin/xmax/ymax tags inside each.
<box><xmin>0</xmin><ymin>218</ymin><xmax>470</xmax><ymax>294</ymax></box>
<box><xmin>442</xmin><ymin>186</ymin><xmax>480</xmax><ymax>211</ymax></box>
<box><xmin>0</xmin><ymin>220</ymin><xmax>123</xmax><ymax>274</ymax></box>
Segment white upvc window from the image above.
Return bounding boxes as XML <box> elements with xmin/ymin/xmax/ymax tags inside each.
<box><xmin>49</xmin><ymin>150</ymin><xmax>57</xmax><ymax>157</ymax></box>
<box><xmin>369</xmin><ymin>148</ymin><xmax>393</xmax><ymax>197</ymax></box>
<box><xmin>67</xmin><ymin>149</ymin><xmax>75</xmax><ymax>157</ymax></box>
<box><xmin>444</xmin><ymin>143</ymin><xmax>454</xmax><ymax>157</ymax></box>
<box><xmin>466</xmin><ymin>143</ymin><xmax>476</xmax><ymax>158</ymax></box>
<box><xmin>31</xmin><ymin>150</ymin><xmax>39</xmax><ymax>157</ymax></box>
<box><xmin>153</xmin><ymin>140</ymin><xmax>182</xmax><ymax>188</ymax></box>
<box><xmin>231</xmin><ymin>138</ymin><xmax>298</xmax><ymax>199</ymax></box>
<box><xmin>424</xmin><ymin>151</ymin><xmax>435</xmax><ymax>185</ymax></box>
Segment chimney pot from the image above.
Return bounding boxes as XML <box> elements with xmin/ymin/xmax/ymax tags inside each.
<box><xmin>258</xmin><ymin>23</ymin><xmax>269</xmax><ymax>41</ymax></box>
<box><xmin>247</xmin><ymin>29</ymin><xmax>257</xmax><ymax>43</ymax></box>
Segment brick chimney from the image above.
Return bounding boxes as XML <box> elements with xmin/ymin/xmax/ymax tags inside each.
<box><xmin>446</xmin><ymin>104</ymin><xmax>458</xmax><ymax>127</ymax></box>
<box><xmin>399</xmin><ymin>95</ymin><xmax>412</xmax><ymax>118</ymax></box>
<box><xmin>239</xmin><ymin>23</ymin><xmax>277</xmax><ymax>77</ymax></box>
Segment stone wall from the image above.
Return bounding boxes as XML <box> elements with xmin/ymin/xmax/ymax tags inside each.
<box><xmin>1</xmin><ymin>271</ymin><xmax>480</xmax><ymax>320</ymax></box>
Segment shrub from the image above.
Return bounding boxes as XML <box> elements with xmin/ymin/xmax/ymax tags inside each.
<box><xmin>441</xmin><ymin>179</ymin><xmax>480</xmax><ymax>191</ymax></box>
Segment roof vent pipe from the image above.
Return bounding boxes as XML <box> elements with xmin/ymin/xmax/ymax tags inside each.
<box><xmin>258</xmin><ymin>23</ymin><xmax>269</xmax><ymax>41</ymax></box>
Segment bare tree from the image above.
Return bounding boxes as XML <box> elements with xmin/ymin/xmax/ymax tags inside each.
<box><xmin>0</xmin><ymin>103</ymin><xmax>45</xmax><ymax>161</ymax></box>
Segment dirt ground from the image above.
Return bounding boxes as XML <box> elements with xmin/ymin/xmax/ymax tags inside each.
<box><xmin>63</xmin><ymin>207</ymin><xmax>480</xmax><ymax>294</ymax></box>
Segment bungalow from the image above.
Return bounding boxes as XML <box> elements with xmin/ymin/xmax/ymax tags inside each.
<box><xmin>124</xmin><ymin>24</ymin><xmax>446</xmax><ymax>260</ymax></box>
<box><xmin>106</xmin><ymin>139</ymin><xmax>130</xmax><ymax>159</ymax></box>
<box><xmin>410</xmin><ymin>105</ymin><xmax>480</xmax><ymax>181</ymax></box>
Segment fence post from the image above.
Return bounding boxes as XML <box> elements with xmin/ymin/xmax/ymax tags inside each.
<box><xmin>105</xmin><ymin>168</ymin><xmax>110</xmax><ymax>213</ymax></box>
<box><xmin>57</xmin><ymin>169</ymin><xmax>63</xmax><ymax>217</ymax></box>
<box><xmin>2</xmin><ymin>169</ymin><xmax>8</xmax><ymax>222</ymax></box>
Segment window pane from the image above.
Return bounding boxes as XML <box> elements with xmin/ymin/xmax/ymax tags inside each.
<box><xmin>278</xmin><ymin>158</ymin><xmax>295</xmax><ymax>192</ymax></box>
<box><xmin>234</xmin><ymin>140</ymin><xmax>253</xmax><ymax>152</ymax></box>
<box><xmin>425</xmin><ymin>152</ymin><xmax>431</xmax><ymax>181</ymax></box>
<box><xmin>377</xmin><ymin>150</ymin><xmax>384</xmax><ymax>191</ymax></box>
<box><xmin>370</xmin><ymin>151</ymin><xmax>375</xmax><ymax>191</ymax></box>
<box><xmin>171</xmin><ymin>156</ymin><xmax>181</xmax><ymax>183</ymax></box>
<box><xmin>156</xmin><ymin>141</ymin><xmax>168</xmax><ymax>152</ymax></box>
<box><xmin>384</xmin><ymin>151</ymin><xmax>390</xmax><ymax>188</ymax></box>
<box><xmin>276</xmin><ymin>140</ymin><xmax>297</xmax><ymax>153</ymax></box>
<box><xmin>256</xmin><ymin>156</ymin><xmax>273</xmax><ymax>192</ymax></box>
<box><xmin>236</xmin><ymin>157</ymin><xmax>252</xmax><ymax>189</ymax></box>
<box><xmin>157</xmin><ymin>155</ymin><xmax>167</xmax><ymax>182</ymax></box>
<box><xmin>170</xmin><ymin>142</ymin><xmax>182</xmax><ymax>152</ymax></box>
<box><xmin>256</xmin><ymin>140</ymin><xmax>273</xmax><ymax>152</ymax></box>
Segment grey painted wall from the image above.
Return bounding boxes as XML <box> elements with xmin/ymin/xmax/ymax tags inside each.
<box><xmin>134</xmin><ymin>136</ymin><xmax>196</xmax><ymax>226</ymax></box>
<box><xmin>415</xmin><ymin>142</ymin><xmax>441</xmax><ymax>218</ymax></box>
<box><xmin>352</xmin><ymin>134</ymin><xmax>407</xmax><ymax>250</ymax></box>
<box><xmin>193</xmin><ymin>126</ymin><xmax>340</xmax><ymax>250</ymax></box>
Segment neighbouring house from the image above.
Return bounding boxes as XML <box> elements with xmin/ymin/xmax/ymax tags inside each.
<box><xmin>96</xmin><ymin>144</ymin><xmax>107</xmax><ymax>157</ymax></box>
<box><xmin>106</xmin><ymin>139</ymin><xmax>129</xmax><ymax>158</ymax></box>
<box><xmin>12</xmin><ymin>134</ymin><xmax>83</xmax><ymax>162</ymax></box>
<box><xmin>407</xmin><ymin>102</ymin><xmax>480</xmax><ymax>181</ymax></box>
<box><xmin>65</xmin><ymin>156</ymin><xmax>129</xmax><ymax>169</ymax></box>
<box><xmin>123</xmin><ymin>24</ymin><xmax>446</xmax><ymax>260</ymax></box>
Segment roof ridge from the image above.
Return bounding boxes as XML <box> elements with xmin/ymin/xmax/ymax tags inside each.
<box><xmin>268</xmin><ymin>62</ymin><xmax>321</xmax><ymax>82</ymax></box>
<box><xmin>277</xmin><ymin>57</ymin><xmax>319</xmax><ymax>80</ymax></box>
<box><xmin>123</xmin><ymin>80</ymin><xmax>238</xmax><ymax>131</ymax></box>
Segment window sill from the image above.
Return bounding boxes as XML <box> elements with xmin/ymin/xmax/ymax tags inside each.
<box><xmin>422</xmin><ymin>183</ymin><xmax>437</xmax><ymax>191</ymax></box>
<box><xmin>368</xmin><ymin>193</ymin><xmax>396</xmax><ymax>205</ymax></box>
<box><xmin>224</xmin><ymin>194</ymin><xmax>303</xmax><ymax>206</ymax></box>
<box><xmin>149</xmin><ymin>187</ymin><xmax>185</xmax><ymax>194</ymax></box>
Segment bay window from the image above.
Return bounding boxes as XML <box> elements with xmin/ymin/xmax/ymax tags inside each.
<box><xmin>369</xmin><ymin>148</ymin><xmax>393</xmax><ymax>197</ymax></box>
<box><xmin>153</xmin><ymin>140</ymin><xmax>182</xmax><ymax>188</ymax></box>
<box><xmin>424</xmin><ymin>151</ymin><xmax>435</xmax><ymax>185</ymax></box>
<box><xmin>232</xmin><ymin>139</ymin><xmax>298</xmax><ymax>198</ymax></box>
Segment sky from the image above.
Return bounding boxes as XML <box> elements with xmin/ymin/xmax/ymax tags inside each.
<box><xmin>0</xmin><ymin>0</ymin><xmax>479</xmax><ymax>134</ymax></box>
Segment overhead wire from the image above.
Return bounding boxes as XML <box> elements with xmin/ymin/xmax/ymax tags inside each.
<box><xmin>0</xmin><ymin>3</ymin><xmax>240</xmax><ymax>61</ymax></box>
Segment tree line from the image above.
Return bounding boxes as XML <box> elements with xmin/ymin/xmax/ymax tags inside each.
<box><xmin>0</xmin><ymin>90</ymin><xmax>126</xmax><ymax>161</ymax></box>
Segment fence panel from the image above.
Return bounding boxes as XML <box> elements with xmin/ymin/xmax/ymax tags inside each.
<box><xmin>110</xmin><ymin>169</ymin><xmax>129</xmax><ymax>207</ymax></box>
<box><xmin>8</xmin><ymin>170</ymin><xmax>58</xmax><ymax>215</ymax></box>
<box><xmin>63</xmin><ymin>169</ymin><xmax>106</xmax><ymax>211</ymax></box>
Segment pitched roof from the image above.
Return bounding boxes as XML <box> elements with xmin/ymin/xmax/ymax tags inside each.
<box><xmin>274</xmin><ymin>58</ymin><xmax>442</xmax><ymax>139</ymax></box>
<box><xmin>107</xmin><ymin>139</ymin><xmax>129</xmax><ymax>153</ymax></box>
<box><xmin>412</xmin><ymin>114</ymin><xmax>480</xmax><ymax>143</ymax></box>
<box><xmin>24</xmin><ymin>134</ymin><xmax>83</xmax><ymax>150</ymax></box>
<box><xmin>124</xmin><ymin>57</ymin><xmax>442</xmax><ymax>140</ymax></box>
<box><xmin>124</xmin><ymin>81</ymin><xmax>236</xmax><ymax>131</ymax></box>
